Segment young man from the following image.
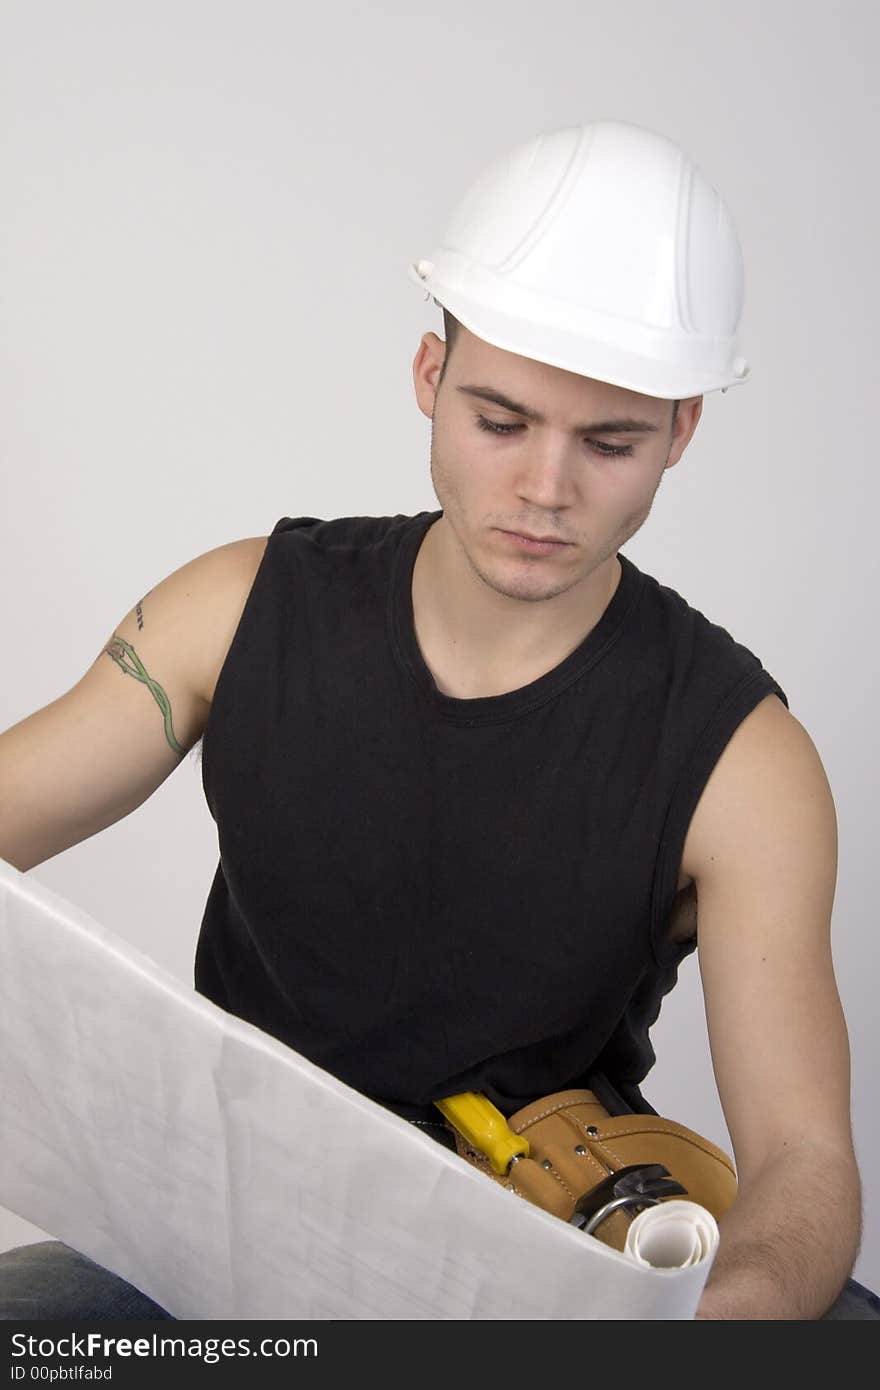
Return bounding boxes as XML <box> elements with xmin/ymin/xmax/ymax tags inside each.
<box><xmin>0</xmin><ymin>120</ymin><xmax>875</xmax><ymax>1319</ymax></box>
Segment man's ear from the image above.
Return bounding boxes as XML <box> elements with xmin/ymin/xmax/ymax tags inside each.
<box><xmin>412</xmin><ymin>333</ymin><xmax>446</xmax><ymax>421</ymax></box>
<box><xmin>666</xmin><ymin>395</ymin><xmax>703</xmax><ymax>468</ymax></box>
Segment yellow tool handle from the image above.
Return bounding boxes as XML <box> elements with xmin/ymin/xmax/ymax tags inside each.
<box><xmin>434</xmin><ymin>1092</ymin><xmax>530</xmax><ymax>1176</ymax></box>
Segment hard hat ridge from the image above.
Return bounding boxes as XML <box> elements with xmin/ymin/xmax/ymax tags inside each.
<box><xmin>409</xmin><ymin>119</ymin><xmax>750</xmax><ymax>399</ymax></box>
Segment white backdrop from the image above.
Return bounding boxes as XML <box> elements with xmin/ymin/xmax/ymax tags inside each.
<box><xmin>1</xmin><ymin>0</ymin><xmax>877</xmax><ymax>1296</ymax></box>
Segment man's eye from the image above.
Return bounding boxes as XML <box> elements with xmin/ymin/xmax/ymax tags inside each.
<box><xmin>475</xmin><ymin>415</ymin><xmax>520</xmax><ymax>435</ymax></box>
<box><xmin>474</xmin><ymin>415</ymin><xmax>634</xmax><ymax>458</ymax></box>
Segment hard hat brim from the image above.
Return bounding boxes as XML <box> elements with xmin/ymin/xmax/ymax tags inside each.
<box><xmin>409</xmin><ymin>263</ymin><xmax>749</xmax><ymax>400</ymax></box>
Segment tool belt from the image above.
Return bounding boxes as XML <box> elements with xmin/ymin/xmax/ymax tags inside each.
<box><xmin>435</xmin><ymin>1086</ymin><xmax>737</xmax><ymax>1252</ymax></box>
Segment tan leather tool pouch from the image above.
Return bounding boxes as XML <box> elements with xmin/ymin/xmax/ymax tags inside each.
<box><xmin>442</xmin><ymin>1088</ymin><xmax>737</xmax><ymax>1252</ymax></box>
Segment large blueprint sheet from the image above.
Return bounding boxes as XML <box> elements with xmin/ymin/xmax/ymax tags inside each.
<box><xmin>0</xmin><ymin>860</ymin><xmax>717</xmax><ymax>1319</ymax></box>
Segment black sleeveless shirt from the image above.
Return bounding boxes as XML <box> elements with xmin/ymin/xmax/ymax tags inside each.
<box><xmin>194</xmin><ymin>510</ymin><xmax>788</xmax><ymax>1124</ymax></box>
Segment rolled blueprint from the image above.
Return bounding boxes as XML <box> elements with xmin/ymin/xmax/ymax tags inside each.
<box><xmin>0</xmin><ymin>859</ymin><xmax>719</xmax><ymax>1319</ymax></box>
<box><xmin>624</xmin><ymin>1200</ymin><xmax>719</xmax><ymax>1269</ymax></box>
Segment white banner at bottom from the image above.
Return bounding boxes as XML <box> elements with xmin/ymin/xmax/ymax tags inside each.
<box><xmin>0</xmin><ymin>859</ymin><xmax>717</xmax><ymax>1319</ymax></box>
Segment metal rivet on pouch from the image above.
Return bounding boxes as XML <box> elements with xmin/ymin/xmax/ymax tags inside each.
<box><xmin>574</xmin><ymin>1144</ymin><xmax>586</xmax><ymax>1155</ymax></box>
<box><xmin>541</xmin><ymin>1158</ymin><xmax>553</xmax><ymax>1170</ymax></box>
<box><xmin>585</xmin><ymin>1126</ymin><xmax>599</xmax><ymax>1136</ymax></box>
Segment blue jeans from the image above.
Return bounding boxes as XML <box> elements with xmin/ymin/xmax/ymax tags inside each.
<box><xmin>0</xmin><ymin>1241</ymin><xmax>175</xmax><ymax>1319</ymax></box>
<box><xmin>1</xmin><ymin>1237</ymin><xmax>877</xmax><ymax>1320</ymax></box>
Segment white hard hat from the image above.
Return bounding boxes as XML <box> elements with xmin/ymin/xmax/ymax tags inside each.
<box><xmin>409</xmin><ymin>120</ymin><xmax>750</xmax><ymax>400</ymax></box>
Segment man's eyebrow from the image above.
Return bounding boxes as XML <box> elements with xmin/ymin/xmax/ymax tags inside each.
<box><xmin>455</xmin><ymin>384</ymin><xmax>661</xmax><ymax>435</ymax></box>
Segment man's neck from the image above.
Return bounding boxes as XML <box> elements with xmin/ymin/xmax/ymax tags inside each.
<box><xmin>411</xmin><ymin>515</ymin><xmax>622</xmax><ymax>699</ymax></box>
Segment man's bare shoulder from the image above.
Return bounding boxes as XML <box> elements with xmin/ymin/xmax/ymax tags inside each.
<box><xmin>680</xmin><ymin>692</ymin><xmax>805</xmax><ymax>884</ymax></box>
<box><xmin>188</xmin><ymin>535</ymin><xmax>269</xmax><ymax>709</ymax></box>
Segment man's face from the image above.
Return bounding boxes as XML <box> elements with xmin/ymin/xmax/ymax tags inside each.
<box><xmin>412</xmin><ymin>324</ymin><xmax>702</xmax><ymax>605</ymax></box>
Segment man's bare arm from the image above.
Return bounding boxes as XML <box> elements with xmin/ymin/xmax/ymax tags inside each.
<box><xmin>102</xmin><ymin>630</ymin><xmax>186</xmax><ymax>755</ymax></box>
<box><xmin>0</xmin><ymin>537</ymin><xmax>266</xmax><ymax>872</ymax></box>
<box><xmin>683</xmin><ymin>693</ymin><xmax>860</xmax><ymax>1319</ymax></box>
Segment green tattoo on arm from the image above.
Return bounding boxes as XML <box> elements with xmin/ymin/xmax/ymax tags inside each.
<box><xmin>104</xmin><ymin>634</ymin><xmax>185</xmax><ymax>755</ymax></box>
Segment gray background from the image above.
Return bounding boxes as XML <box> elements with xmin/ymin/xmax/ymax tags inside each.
<box><xmin>1</xmin><ymin>0</ymin><xmax>877</xmax><ymax>1295</ymax></box>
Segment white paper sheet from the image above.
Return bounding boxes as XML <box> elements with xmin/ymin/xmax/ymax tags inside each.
<box><xmin>0</xmin><ymin>859</ymin><xmax>719</xmax><ymax>1319</ymax></box>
